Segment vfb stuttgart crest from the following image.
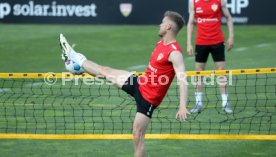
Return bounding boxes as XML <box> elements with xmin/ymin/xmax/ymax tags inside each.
<box><xmin>157</xmin><ymin>53</ymin><xmax>164</xmax><ymax>61</ymax></box>
<box><xmin>120</xmin><ymin>3</ymin><xmax>133</xmax><ymax>17</ymax></box>
<box><xmin>211</xmin><ymin>3</ymin><xmax>218</xmax><ymax>12</ymax></box>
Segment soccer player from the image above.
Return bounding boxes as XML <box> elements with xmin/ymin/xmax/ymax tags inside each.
<box><xmin>187</xmin><ymin>0</ymin><xmax>234</xmax><ymax>113</ymax></box>
<box><xmin>59</xmin><ymin>11</ymin><xmax>189</xmax><ymax>157</ymax></box>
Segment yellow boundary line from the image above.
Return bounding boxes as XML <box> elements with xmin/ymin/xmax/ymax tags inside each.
<box><xmin>0</xmin><ymin>134</ymin><xmax>276</xmax><ymax>140</ymax></box>
<box><xmin>0</xmin><ymin>68</ymin><xmax>276</xmax><ymax>78</ymax></box>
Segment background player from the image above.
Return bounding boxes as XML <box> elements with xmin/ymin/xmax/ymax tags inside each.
<box><xmin>187</xmin><ymin>0</ymin><xmax>234</xmax><ymax>113</ymax></box>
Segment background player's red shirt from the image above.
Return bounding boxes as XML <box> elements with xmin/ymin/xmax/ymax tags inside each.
<box><xmin>139</xmin><ymin>40</ymin><xmax>182</xmax><ymax>106</ymax></box>
<box><xmin>194</xmin><ymin>0</ymin><xmax>224</xmax><ymax>45</ymax></box>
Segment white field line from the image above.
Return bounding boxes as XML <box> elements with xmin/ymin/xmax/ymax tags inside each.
<box><xmin>233</xmin><ymin>43</ymin><xmax>272</xmax><ymax>52</ymax></box>
<box><xmin>0</xmin><ymin>88</ymin><xmax>11</xmax><ymax>93</ymax></box>
<box><xmin>127</xmin><ymin>64</ymin><xmax>147</xmax><ymax>70</ymax></box>
<box><xmin>233</xmin><ymin>47</ymin><xmax>248</xmax><ymax>52</ymax></box>
<box><xmin>186</xmin><ymin>56</ymin><xmax>195</xmax><ymax>60</ymax></box>
<box><xmin>24</xmin><ymin>82</ymin><xmax>44</xmax><ymax>88</ymax></box>
<box><xmin>255</xmin><ymin>43</ymin><xmax>271</xmax><ymax>48</ymax></box>
<box><xmin>125</xmin><ymin>42</ymin><xmax>273</xmax><ymax>70</ymax></box>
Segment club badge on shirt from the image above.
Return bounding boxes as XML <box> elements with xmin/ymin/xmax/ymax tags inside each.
<box><xmin>157</xmin><ymin>53</ymin><xmax>164</xmax><ymax>61</ymax></box>
<box><xmin>211</xmin><ymin>3</ymin><xmax>218</xmax><ymax>12</ymax></box>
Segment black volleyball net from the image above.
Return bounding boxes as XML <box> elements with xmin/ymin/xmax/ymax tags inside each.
<box><xmin>0</xmin><ymin>68</ymin><xmax>275</xmax><ymax>139</ymax></box>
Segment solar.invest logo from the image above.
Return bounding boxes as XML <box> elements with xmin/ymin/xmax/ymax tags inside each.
<box><xmin>0</xmin><ymin>1</ymin><xmax>98</xmax><ymax>19</ymax></box>
<box><xmin>0</xmin><ymin>3</ymin><xmax>11</xmax><ymax>19</ymax></box>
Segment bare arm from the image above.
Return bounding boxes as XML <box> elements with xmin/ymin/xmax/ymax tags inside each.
<box><xmin>221</xmin><ymin>0</ymin><xmax>234</xmax><ymax>51</ymax></box>
<box><xmin>169</xmin><ymin>51</ymin><xmax>190</xmax><ymax>121</ymax></box>
<box><xmin>187</xmin><ymin>0</ymin><xmax>195</xmax><ymax>55</ymax></box>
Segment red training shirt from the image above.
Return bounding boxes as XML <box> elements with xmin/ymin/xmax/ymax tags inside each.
<box><xmin>139</xmin><ymin>40</ymin><xmax>182</xmax><ymax>106</ymax></box>
<box><xmin>194</xmin><ymin>0</ymin><xmax>224</xmax><ymax>45</ymax></box>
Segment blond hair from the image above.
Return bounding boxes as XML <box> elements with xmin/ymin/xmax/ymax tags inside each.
<box><xmin>164</xmin><ymin>11</ymin><xmax>185</xmax><ymax>34</ymax></box>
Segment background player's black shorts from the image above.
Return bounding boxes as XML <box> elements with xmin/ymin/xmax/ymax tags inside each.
<box><xmin>195</xmin><ymin>42</ymin><xmax>225</xmax><ymax>63</ymax></box>
<box><xmin>121</xmin><ymin>75</ymin><xmax>156</xmax><ymax>118</ymax></box>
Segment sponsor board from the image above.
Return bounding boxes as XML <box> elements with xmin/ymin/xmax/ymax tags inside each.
<box><xmin>0</xmin><ymin>0</ymin><xmax>275</xmax><ymax>24</ymax></box>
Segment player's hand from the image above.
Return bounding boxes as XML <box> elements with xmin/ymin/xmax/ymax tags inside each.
<box><xmin>176</xmin><ymin>106</ymin><xmax>190</xmax><ymax>122</ymax></box>
<box><xmin>187</xmin><ymin>44</ymin><xmax>194</xmax><ymax>56</ymax></box>
<box><xmin>227</xmin><ymin>37</ymin><xmax>234</xmax><ymax>51</ymax></box>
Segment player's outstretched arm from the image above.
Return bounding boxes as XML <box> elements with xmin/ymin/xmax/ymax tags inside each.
<box><xmin>169</xmin><ymin>51</ymin><xmax>190</xmax><ymax>121</ymax></box>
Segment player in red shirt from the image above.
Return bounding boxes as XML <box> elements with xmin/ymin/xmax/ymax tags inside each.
<box><xmin>187</xmin><ymin>0</ymin><xmax>234</xmax><ymax>113</ymax></box>
<box><xmin>139</xmin><ymin>40</ymin><xmax>184</xmax><ymax>107</ymax></box>
<box><xmin>59</xmin><ymin>11</ymin><xmax>189</xmax><ymax>157</ymax></box>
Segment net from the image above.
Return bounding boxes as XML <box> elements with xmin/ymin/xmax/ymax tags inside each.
<box><xmin>0</xmin><ymin>68</ymin><xmax>276</xmax><ymax>138</ymax></box>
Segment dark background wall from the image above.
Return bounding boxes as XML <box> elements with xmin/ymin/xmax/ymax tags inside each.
<box><xmin>0</xmin><ymin>0</ymin><xmax>274</xmax><ymax>24</ymax></box>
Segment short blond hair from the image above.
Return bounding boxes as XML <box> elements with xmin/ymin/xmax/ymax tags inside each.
<box><xmin>164</xmin><ymin>11</ymin><xmax>185</xmax><ymax>34</ymax></box>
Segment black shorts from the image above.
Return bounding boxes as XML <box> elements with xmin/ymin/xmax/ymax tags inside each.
<box><xmin>195</xmin><ymin>42</ymin><xmax>225</xmax><ymax>63</ymax></box>
<box><xmin>121</xmin><ymin>75</ymin><xmax>156</xmax><ymax>118</ymax></box>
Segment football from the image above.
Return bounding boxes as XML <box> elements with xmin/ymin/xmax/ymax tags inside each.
<box><xmin>65</xmin><ymin>60</ymin><xmax>85</xmax><ymax>75</ymax></box>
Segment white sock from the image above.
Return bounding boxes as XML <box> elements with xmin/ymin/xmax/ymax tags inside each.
<box><xmin>195</xmin><ymin>92</ymin><xmax>203</xmax><ymax>107</ymax></box>
<box><xmin>221</xmin><ymin>94</ymin><xmax>228</xmax><ymax>107</ymax></box>
<box><xmin>70</xmin><ymin>52</ymin><xmax>87</xmax><ymax>67</ymax></box>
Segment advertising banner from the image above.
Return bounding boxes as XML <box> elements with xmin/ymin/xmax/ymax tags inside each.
<box><xmin>0</xmin><ymin>0</ymin><xmax>275</xmax><ymax>24</ymax></box>
<box><xmin>0</xmin><ymin>0</ymin><xmax>185</xmax><ymax>24</ymax></box>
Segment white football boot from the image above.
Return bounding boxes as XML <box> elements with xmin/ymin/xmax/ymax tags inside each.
<box><xmin>223</xmin><ymin>104</ymin><xmax>233</xmax><ymax>113</ymax></box>
<box><xmin>190</xmin><ymin>105</ymin><xmax>202</xmax><ymax>113</ymax></box>
<box><xmin>59</xmin><ymin>34</ymin><xmax>74</xmax><ymax>61</ymax></box>
<box><xmin>59</xmin><ymin>34</ymin><xmax>87</xmax><ymax>66</ymax></box>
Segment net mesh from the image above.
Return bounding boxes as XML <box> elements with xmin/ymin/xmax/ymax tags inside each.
<box><xmin>0</xmin><ymin>69</ymin><xmax>276</xmax><ymax>135</ymax></box>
